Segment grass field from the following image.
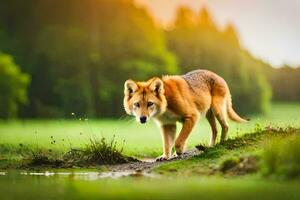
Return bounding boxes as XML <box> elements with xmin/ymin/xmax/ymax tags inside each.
<box><xmin>0</xmin><ymin>127</ymin><xmax>300</xmax><ymax>200</ymax></box>
<box><xmin>0</xmin><ymin>103</ymin><xmax>299</xmax><ymax>157</ymax></box>
<box><xmin>0</xmin><ymin>102</ymin><xmax>300</xmax><ymax>200</ymax></box>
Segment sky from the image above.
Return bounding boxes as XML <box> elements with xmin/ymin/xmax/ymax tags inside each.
<box><xmin>135</xmin><ymin>0</ymin><xmax>300</xmax><ymax>67</ymax></box>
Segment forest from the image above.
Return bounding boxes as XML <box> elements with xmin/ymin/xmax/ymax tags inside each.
<box><xmin>0</xmin><ymin>0</ymin><xmax>299</xmax><ymax>119</ymax></box>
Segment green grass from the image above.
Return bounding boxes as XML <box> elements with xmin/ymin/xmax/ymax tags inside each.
<box><xmin>0</xmin><ymin>103</ymin><xmax>300</xmax><ymax>200</ymax></box>
<box><xmin>1</xmin><ymin>174</ymin><xmax>300</xmax><ymax>200</ymax></box>
<box><xmin>261</xmin><ymin>134</ymin><xmax>300</xmax><ymax>179</ymax></box>
<box><xmin>0</xmin><ymin>103</ymin><xmax>299</xmax><ymax>158</ymax></box>
<box><xmin>0</xmin><ymin>127</ymin><xmax>299</xmax><ymax>200</ymax></box>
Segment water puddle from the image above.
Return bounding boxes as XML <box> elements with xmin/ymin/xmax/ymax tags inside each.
<box><xmin>6</xmin><ymin>170</ymin><xmax>157</xmax><ymax>180</ymax></box>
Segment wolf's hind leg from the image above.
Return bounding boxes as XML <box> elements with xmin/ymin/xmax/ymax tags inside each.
<box><xmin>211</xmin><ymin>98</ymin><xmax>229</xmax><ymax>144</ymax></box>
<box><xmin>206</xmin><ymin>109</ymin><xmax>218</xmax><ymax>147</ymax></box>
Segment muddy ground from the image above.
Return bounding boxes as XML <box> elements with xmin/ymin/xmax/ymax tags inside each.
<box><xmin>109</xmin><ymin>148</ymin><xmax>203</xmax><ymax>172</ymax></box>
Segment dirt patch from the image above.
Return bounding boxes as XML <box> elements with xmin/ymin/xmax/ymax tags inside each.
<box><xmin>62</xmin><ymin>148</ymin><xmax>138</xmax><ymax>166</ymax></box>
<box><xmin>23</xmin><ymin>149</ymin><xmax>138</xmax><ymax>169</ymax></box>
<box><xmin>109</xmin><ymin>148</ymin><xmax>203</xmax><ymax>172</ymax></box>
<box><xmin>219</xmin><ymin>156</ymin><xmax>259</xmax><ymax>176</ymax></box>
<box><xmin>26</xmin><ymin>155</ymin><xmax>64</xmax><ymax>167</ymax></box>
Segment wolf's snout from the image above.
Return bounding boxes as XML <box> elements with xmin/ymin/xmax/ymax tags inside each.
<box><xmin>140</xmin><ymin>116</ymin><xmax>147</xmax><ymax>124</ymax></box>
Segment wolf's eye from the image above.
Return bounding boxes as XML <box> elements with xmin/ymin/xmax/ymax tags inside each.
<box><xmin>147</xmin><ymin>102</ymin><xmax>154</xmax><ymax>107</ymax></box>
<box><xmin>134</xmin><ymin>102</ymin><xmax>140</xmax><ymax>107</ymax></box>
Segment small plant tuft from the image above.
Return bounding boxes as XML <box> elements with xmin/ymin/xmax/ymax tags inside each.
<box><xmin>76</xmin><ymin>135</ymin><xmax>136</xmax><ymax>165</ymax></box>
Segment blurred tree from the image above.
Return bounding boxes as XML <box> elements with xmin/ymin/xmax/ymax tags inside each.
<box><xmin>93</xmin><ymin>0</ymin><xmax>178</xmax><ymax>116</ymax></box>
<box><xmin>34</xmin><ymin>25</ymin><xmax>95</xmax><ymax>117</ymax></box>
<box><xmin>174</xmin><ymin>7</ymin><xmax>197</xmax><ymax>28</ymax></box>
<box><xmin>167</xmin><ymin>7</ymin><xmax>271</xmax><ymax>114</ymax></box>
<box><xmin>264</xmin><ymin>65</ymin><xmax>300</xmax><ymax>102</ymax></box>
<box><xmin>0</xmin><ymin>0</ymin><xmax>178</xmax><ymax>118</ymax></box>
<box><xmin>0</xmin><ymin>53</ymin><xmax>30</xmax><ymax>118</ymax></box>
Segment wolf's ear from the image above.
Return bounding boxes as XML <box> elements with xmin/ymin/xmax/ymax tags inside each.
<box><xmin>149</xmin><ymin>78</ymin><xmax>164</xmax><ymax>96</ymax></box>
<box><xmin>124</xmin><ymin>79</ymin><xmax>138</xmax><ymax>95</ymax></box>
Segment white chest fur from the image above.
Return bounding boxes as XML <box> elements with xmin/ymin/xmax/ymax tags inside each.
<box><xmin>154</xmin><ymin>109</ymin><xmax>182</xmax><ymax>125</ymax></box>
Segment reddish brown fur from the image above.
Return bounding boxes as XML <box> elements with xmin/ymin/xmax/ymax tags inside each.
<box><xmin>124</xmin><ymin>69</ymin><xmax>247</xmax><ymax>160</ymax></box>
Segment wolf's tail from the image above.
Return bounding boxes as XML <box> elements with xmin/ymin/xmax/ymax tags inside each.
<box><xmin>227</xmin><ymin>95</ymin><xmax>249</xmax><ymax>122</ymax></box>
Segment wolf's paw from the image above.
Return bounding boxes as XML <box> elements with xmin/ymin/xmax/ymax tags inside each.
<box><xmin>175</xmin><ymin>145</ymin><xmax>185</xmax><ymax>156</ymax></box>
<box><xmin>175</xmin><ymin>141</ymin><xmax>186</xmax><ymax>155</ymax></box>
<box><xmin>155</xmin><ymin>155</ymin><xmax>170</xmax><ymax>162</ymax></box>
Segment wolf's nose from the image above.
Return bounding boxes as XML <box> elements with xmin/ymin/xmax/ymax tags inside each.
<box><xmin>140</xmin><ymin>116</ymin><xmax>147</xmax><ymax>124</ymax></box>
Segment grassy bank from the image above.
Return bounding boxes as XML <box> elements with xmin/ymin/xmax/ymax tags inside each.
<box><xmin>154</xmin><ymin>126</ymin><xmax>300</xmax><ymax>179</ymax></box>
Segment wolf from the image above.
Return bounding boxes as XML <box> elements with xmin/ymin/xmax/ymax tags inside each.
<box><xmin>123</xmin><ymin>69</ymin><xmax>248</xmax><ymax>160</ymax></box>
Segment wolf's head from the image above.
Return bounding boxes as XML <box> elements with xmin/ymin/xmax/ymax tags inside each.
<box><xmin>123</xmin><ymin>77</ymin><xmax>167</xmax><ymax>124</ymax></box>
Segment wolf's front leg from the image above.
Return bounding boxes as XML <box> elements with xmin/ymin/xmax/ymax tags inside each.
<box><xmin>175</xmin><ymin>115</ymin><xmax>197</xmax><ymax>155</ymax></box>
<box><xmin>156</xmin><ymin>124</ymin><xmax>176</xmax><ymax>161</ymax></box>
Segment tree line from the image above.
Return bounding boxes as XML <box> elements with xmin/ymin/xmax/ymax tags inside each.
<box><xmin>0</xmin><ymin>0</ymin><xmax>298</xmax><ymax>119</ymax></box>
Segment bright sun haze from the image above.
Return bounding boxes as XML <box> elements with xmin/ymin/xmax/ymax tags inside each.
<box><xmin>135</xmin><ymin>0</ymin><xmax>300</xmax><ymax>67</ymax></box>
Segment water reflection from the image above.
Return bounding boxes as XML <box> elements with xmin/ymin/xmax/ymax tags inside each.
<box><xmin>1</xmin><ymin>170</ymin><xmax>157</xmax><ymax>180</ymax></box>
